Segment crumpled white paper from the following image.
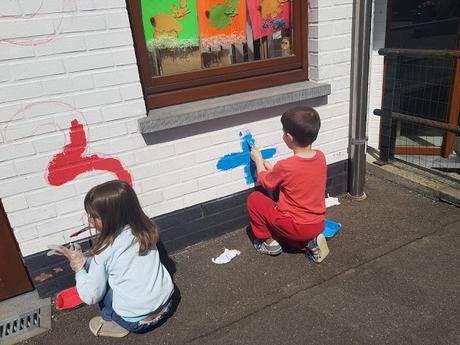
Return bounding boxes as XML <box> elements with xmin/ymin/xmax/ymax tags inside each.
<box><xmin>212</xmin><ymin>248</ymin><xmax>241</xmax><ymax>264</ymax></box>
<box><xmin>325</xmin><ymin>196</ymin><xmax>340</xmax><ymax>208</ymax></box>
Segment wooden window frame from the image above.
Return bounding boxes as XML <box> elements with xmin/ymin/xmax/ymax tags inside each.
<box><xmin>126</xmin><ymin>0</ymin><xmax>309</xmax><ymax>109</ymax></box>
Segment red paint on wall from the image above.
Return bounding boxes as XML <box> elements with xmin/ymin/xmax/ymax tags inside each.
<box><xmin>47</xmin><ymin>120</ymin><xmax>132</xmax><ymax>186</ymax></box>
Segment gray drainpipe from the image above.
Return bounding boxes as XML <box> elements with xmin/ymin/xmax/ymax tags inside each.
<box><xmin>348</xmin><ymin>0</ymin><xmax>373</xmax><ymax>199</ymax></box>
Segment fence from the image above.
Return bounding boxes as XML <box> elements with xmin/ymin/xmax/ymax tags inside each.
<box><xmin>374</xmin><ymin>48</ymin><xmax>460</xmax><ymax>182</ymax></box>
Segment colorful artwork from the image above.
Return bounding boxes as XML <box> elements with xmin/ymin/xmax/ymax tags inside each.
<box><xmin>197</xmin><ymin>0</ymin><xmax>247</xmax><ymax>49</ymax></box>
<box><xmin>216</xmin><ymin>131</ymin><xmax>276</xmax><ymax>184</ymax></box>
<box><xmin>141</xmin><ymin>0</ymin><xmax>199</xmax><ymax>49</ymax></box>
<box><xmin>47</xmin><ymin>120</ymin><xmax>132</xmax><ymax>186</ymax></box>
<box><xmin>247</xmin><ymin>0</ymin><xmax>290</xmax><ymax>40</ymax></box>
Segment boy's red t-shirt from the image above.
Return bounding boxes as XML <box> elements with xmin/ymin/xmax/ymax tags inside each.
<box><xmin>257</xmin><ymin>150</ymin><xmax>326</xmax><ymax>224</ymax></box>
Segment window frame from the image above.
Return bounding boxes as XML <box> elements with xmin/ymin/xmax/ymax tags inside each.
<box><xmin>127</xmin><ymin>0</ymin><xmax>309</xmax><ymax>109</ymax></box>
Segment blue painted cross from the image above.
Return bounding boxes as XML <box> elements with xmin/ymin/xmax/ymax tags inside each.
<box><xmin>216</xmin><ymin>131</ymin><xmax>277</xmax><ymax>184</ymax></box>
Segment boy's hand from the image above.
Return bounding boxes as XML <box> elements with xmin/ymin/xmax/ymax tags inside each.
<box><xmin>264</xmin><ymin>160</ymin><xmax>273</xmax><ymax>171</ymax></box>
<box><xmin>250</xmin><ymin>147</ymin><xmax>263</xmax><ymax>163</ymax></box>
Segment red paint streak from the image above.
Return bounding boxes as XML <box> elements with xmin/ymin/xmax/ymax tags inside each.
<box><xmin>47</xmin><ymin>120</ymin><xmax>132</xmax><ymax>186</ymax></box>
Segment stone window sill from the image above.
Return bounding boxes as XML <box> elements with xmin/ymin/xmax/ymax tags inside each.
<box><xmin>138</xmin><ymin>81</ymin><xmax>331</xmax><ymax>134</ymax></box>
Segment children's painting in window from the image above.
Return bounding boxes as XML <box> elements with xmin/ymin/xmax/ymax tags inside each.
<box><xmin>247</xmin><ymin>0</ymin><xmax>291</xmax><ymax>40</ymax></box>
<box><xmin>141</xmin><ymin>0</ymin><xmax>200</xmax><ymax>49</ymax></box>
<box><xmin>196</xmin><ymin>0</ymin><xmax>247</xmax><ymax>49</ymax></box>
<box><xmin>141</xmin><ymin>0</ymin><xmax>294</xmax><ymax>77</ymax></box>
<box><xmin>141</xmin><ymin>0</ymin><xmax>202</xmax><ymax>76</ymax></box>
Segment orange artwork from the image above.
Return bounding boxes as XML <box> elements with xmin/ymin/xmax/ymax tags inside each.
<box><xmin>197</xmin><ymin>0</ymin><xmax>247</xmax><ymax>49</ymax></box>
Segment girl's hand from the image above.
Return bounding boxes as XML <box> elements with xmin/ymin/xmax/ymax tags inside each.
<box><xmin>264</xmin><ymin>160</ymin><xmax>273</xmax><ymax>171</ymax></box>
<box><xmin>48</xmin><ymin>243</ymin><xmax>85</xmax><ymax>272</ymax></box>
<box><xmin>250</xmin><ymin>147</ymin><xmax>263</xmax><ymax>163</ymax></box>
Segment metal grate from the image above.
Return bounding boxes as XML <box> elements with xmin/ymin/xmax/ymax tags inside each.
<box><xmin>0</xmin><ymin>309</ymin><xmax>40</xmax><ymax>341</ymax></box>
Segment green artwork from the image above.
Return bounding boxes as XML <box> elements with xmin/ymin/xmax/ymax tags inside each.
<box><xmin>141</xmin><ymin>0</ymin><xmax>199</xmax><ymax>49</ymax></box>
<box><xmin>209</xmin><ymin>0</ymin><xmax>240</xmax><ymax>30</ymax></box>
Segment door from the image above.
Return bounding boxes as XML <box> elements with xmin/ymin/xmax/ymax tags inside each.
<box><xmin>385</xmin><ymin>0</ymin><xmax>460</xmax><ymax>156</ymax></box>
<box><xmin>0</xmin><ymin>200</ymin><xmax>33</xmax><ymax>301</ymax></box>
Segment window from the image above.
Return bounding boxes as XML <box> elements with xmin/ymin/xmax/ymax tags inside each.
<box><xmin>127</xmin><ymin>0</ymin><xmax>308</xmax><ymax>108</ymax></box>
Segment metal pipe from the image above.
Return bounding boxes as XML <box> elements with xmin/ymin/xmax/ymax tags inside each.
<box><xmin>348</xmin><ymin>0</ymin><xmax>373</xmax><ymax>199</ymax></box>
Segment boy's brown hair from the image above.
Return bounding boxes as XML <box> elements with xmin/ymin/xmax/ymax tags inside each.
<box><xmin>281</xmin><ymin>106</ymin><xmax>321</xmax><ymax>146</ymax></box>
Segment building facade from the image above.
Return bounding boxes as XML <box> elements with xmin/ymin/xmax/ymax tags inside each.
<box><xmin>1</xmin><ymin>0</ymin><xmax>361</xmax><ymax>298</ymax></box>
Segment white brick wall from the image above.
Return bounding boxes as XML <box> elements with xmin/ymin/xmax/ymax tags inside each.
<box><xmin>0</xmin><ymin>0</ymin><xmax>353</xmax><ymax>256</ymax></box>
<box><xmin>308</xmin><ymin>0</ymin><xmax>352</xmax><ymax>164</ymax></box>
<box><xmin>368</xmin><ymin>0</ymin><xmax>388</xmax><ymax>149</ymax></box>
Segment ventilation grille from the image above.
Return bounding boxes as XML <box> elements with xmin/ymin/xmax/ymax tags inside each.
<box><xmin>0</xmin><ymin>309</ymin><xmax>41</xmax><ymax>341</ymax></box>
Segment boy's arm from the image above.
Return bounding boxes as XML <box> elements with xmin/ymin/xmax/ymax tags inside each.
<box><xmin>250</xmin><ymin>147</ymin><xmax>283</xmax><ymax>191</ymax></box>
<box><xmin>250</xmin><ymin>147</ymin><xmax>267</xmax><ymax>175</ymax></box>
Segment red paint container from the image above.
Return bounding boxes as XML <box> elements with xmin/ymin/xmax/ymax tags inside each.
<box><xmin>55</xmin><ymin>286</ymin><xmax>84</xmax><ymax>310</ymax></box>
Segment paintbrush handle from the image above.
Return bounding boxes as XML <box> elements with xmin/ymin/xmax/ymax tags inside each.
<box><xmin>70</xmin><ymin>226</ymin><xmax>90</xmax><ymax>238</ymax></box>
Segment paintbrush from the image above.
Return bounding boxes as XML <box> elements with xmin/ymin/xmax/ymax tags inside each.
<box><xmin>70</xmin><ymin>226</ymin><xmax>91</xmax><ymax>238</ymax></box>
<box><xmin>242</xmin><ymin>129</ymin><xmax>255</xmax><ymax>149</ymax></box>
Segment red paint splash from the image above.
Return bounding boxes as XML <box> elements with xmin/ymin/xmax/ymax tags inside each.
<box><xmin>47</xmin><ymin>120</ymin><xmax>132</xmax><ymax>186</ymax></box>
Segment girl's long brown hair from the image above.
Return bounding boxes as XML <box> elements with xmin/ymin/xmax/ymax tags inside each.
<box><xmin>84</xmin><ymin>180</ymin><xmax>159</xmax><ymax>256</ymax></box>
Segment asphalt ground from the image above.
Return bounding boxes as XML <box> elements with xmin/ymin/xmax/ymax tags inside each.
<box><xmin>19</xmin><ymin>173</ymin><xmax>460</xmax><ymax>345</ymax></box>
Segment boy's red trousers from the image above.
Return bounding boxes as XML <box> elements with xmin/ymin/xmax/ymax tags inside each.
<box><xmin>247</xmin><ymin>191</ymin><xmax>324</xmax><ymax>250</ymax></box>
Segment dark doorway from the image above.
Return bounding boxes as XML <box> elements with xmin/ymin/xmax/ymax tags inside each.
<box><xmin>0</xmin><ymin>200</ymin><xmax>33</xmax><ymax>301</ymax></box>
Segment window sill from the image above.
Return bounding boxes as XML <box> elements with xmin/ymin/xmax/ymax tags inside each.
<box><xmin>138</xmin><ymin>81</ymin><xmax>331</xmax><ymax>134</ymax></box>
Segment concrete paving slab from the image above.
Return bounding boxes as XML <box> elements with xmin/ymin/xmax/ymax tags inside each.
<box><xmin>17</xmin><ymin>174</ymin><xmax>460</xmax><ymax>345</ymax></box>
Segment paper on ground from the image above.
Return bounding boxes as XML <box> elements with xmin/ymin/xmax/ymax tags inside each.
<box><xmin>212</xmin><ymin>248</ymin><xmax>241</xmax><ymax>264</ymax></box>
<box><xmin>325</xmin><ymin>196</ymin><xmax>340</xmax><ymax>208</ymax></box>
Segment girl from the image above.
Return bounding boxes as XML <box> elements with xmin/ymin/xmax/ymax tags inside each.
<box><xmin>54</xmin><ymin>180</ymin><xmax>174</xmax><ymax>338</ymax></box>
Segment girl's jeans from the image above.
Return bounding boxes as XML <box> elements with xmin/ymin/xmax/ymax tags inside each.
<box><xmin>84</xmin><ymin>259</ymin><xmax>173</xmax><ymax>333</ymax></box>
<box><xmin>99</xmin><ymin>288</ymin><xmax>173</xmax><ymax>333</ymax></box>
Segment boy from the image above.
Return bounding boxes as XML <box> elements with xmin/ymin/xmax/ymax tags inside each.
<box><xmin>248</xmin><ymin>106</ymin><xmax>329</xmax><ymax>263</ymax></box>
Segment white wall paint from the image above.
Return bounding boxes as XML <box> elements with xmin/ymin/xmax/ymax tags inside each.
<box><xmin>368</xmin><ymin>0</ymin><xmax>388</xmax><ymax>149</ymax></box>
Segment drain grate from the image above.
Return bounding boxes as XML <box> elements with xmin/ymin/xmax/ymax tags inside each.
<box><xmin>0</xmin><ymin>309</ymin><xmax>41</xmax><ymax>341</ymax></box>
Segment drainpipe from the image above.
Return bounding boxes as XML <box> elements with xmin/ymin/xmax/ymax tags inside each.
<box><xmin>348</xmin><ymin>0</ymin><xmax>373</xmax><ymax>200</ymax></box>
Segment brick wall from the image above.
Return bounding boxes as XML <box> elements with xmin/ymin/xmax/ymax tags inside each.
<box><xmin>0</xmin><ymin>0</ymin><xmax>353</xmax><ymax>257</ymax></box>
<box><xmin>367</xmin><ymin>0</ymin><xmax>388</xmax><ymax>149</ymax></box>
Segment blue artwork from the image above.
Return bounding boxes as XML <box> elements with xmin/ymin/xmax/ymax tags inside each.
<box><xmin>216</xmin><ymin>130</ymin><xmax>277</xmax><ymax>184</ymax></box>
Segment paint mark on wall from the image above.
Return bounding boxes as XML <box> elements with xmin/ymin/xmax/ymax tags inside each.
<box><xmin>217</xmin><ymin>130</ymin><xmax>276</xmax><ymax>184</ymax></box>
<box><xmin>47</xmin><ymin>119</ymin><xmax>133</xmax><ymax>186</ymax></box>
<box><xmin>34</xmin><ymin>272</ymin><xmax>53</xmax><ymax>282</ymax></box>
<box><xmin>0</xmin><ymin>0</ymin><xmax>76</xmax><ymax>46</ymax></box>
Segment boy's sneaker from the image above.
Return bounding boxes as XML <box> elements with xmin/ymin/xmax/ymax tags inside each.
<box><xmin>253</xmin><ymin>239</ymin><xmax>282</xmax><ymax>256</ymax></box>
<box><xmin>306</xmin><ymin>233</ymin><xmax>329</xmax><ymax>263</ymax></box>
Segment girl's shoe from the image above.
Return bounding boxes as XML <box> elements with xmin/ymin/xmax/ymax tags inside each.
<box><xmin>306</xmin><ymin>233</ymin><xmax>329</xmax><ymax>263</ymax></box>
<box><xmin>89</xmin><ymin>316</ymin><xmax>129</xmax><ymax>338</ymax></box>
<box><xmin>253</xmin><ymin>239</ymin><xmax>282</xmax><ymax>256</ymax></box>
